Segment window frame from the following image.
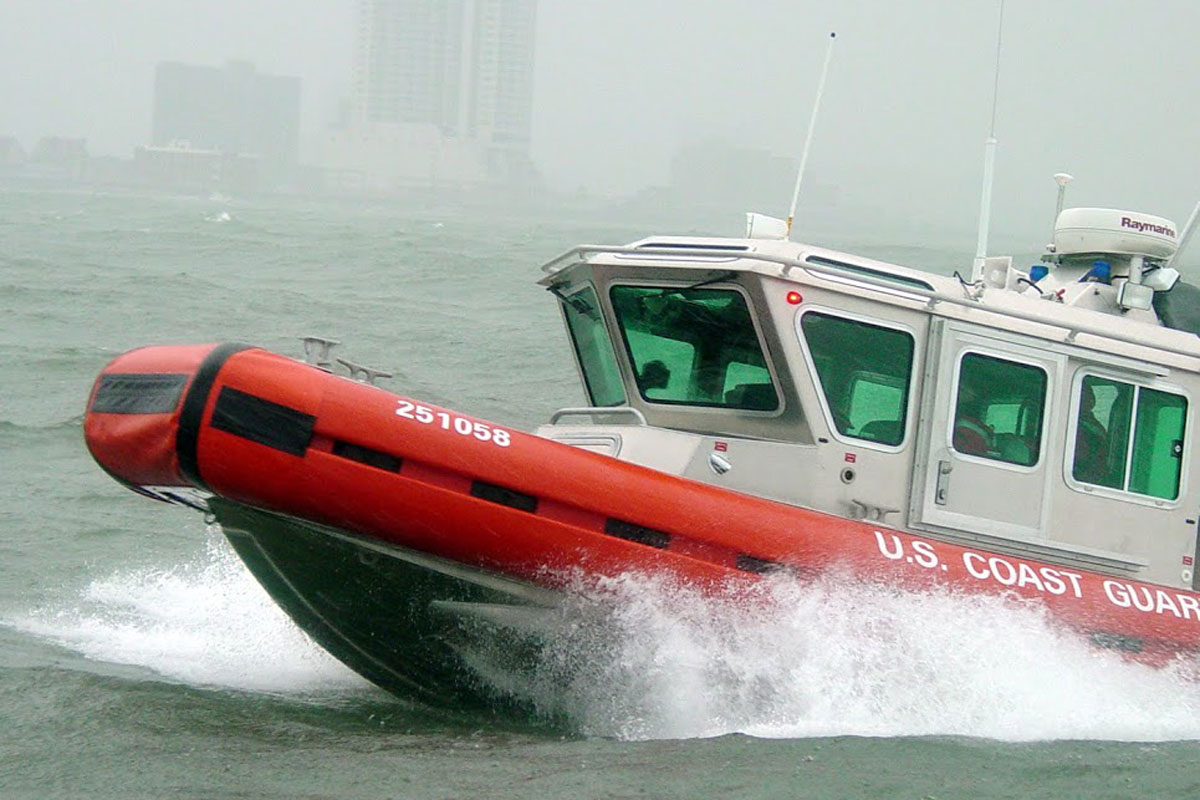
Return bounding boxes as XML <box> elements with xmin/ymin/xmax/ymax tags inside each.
<box><xmin>795</xmin><ymin>305</ymin><xmax>919</xmax><ymax>452</ymax></box>
<box><xmin>946</xmin><ymin>348</ymin><xmax>1050</xmax><ymax>472</ymax></box>
<box><xmin>1064</xmin><ymin>369</ymin><xmax>1190</xmax><ymax>506</ymax></box>
<box><xmin>607</xmin><ymin>280</ymin><xmax>783</xmax><ymax>414</ymax></box>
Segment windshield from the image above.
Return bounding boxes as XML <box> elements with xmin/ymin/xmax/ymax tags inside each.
<box><xmin>559</xmin><ymin>285</ymin><xmax>626</xmax><ymax>407</ymax></box>
<box><xmin>609</xmin><ymin>285</ymin><xmax>778</xmax><ymax>411</ymax></box>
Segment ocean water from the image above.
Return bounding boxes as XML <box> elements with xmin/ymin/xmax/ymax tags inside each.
<box><xmin>4</xmin><ymin>185</ymin><xmax>1200</xmax><ymax>799</ymax></box>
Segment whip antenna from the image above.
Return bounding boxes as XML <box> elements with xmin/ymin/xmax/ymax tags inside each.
<box><xmin>972</xmin><ymin>0</ymin><xmax>1006</xmax><ymax>278</ymax></box>
<box><xmin>786</xmin><ymin>32</ymin><xmax>836</xmax><ymax>238</ymax></box>
<box><xmin>1166</xmin><ymin>201</ymin><xmax>1200</xmax><ymax>272</ymax></box>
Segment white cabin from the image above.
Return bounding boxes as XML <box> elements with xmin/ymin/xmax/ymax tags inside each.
<box><xmin>536</xmin><ymin>208</ymin><xmax>1200</xmax><ymax>590</ymax></box>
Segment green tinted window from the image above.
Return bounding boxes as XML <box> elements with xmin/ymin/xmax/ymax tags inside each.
<box><xmin>1072</xmin><ymin>376</ymin><xmax>1132</xmax><ymax>489</ymax></box>
<box><xmin>1130</xmin><ymin>388</ymin><xmax>1186</xmax><ymax>499</ymax></box>
<box><xmin>610</xmin><ymin>285</ymin><xmax>777</xmax><ymax>410</ymax></box>
<box><xmin>801</xmin><ymin>313</ymin><xmax>914</xmax><ymax>446</ymax></box>
<box><xmin>1073</xmin><ymin>375</ymin><xmax>1186</xmax><ymax>500</ymax></box>
<box><xmin>560</xmin><ymin>285</ymin><xmax>625</xmax><ymax>407</ymax></box>
<box><xmin>952</xmin><ymin>353</ymin><xmax>1046</xmax><ymax>466</ymax></box>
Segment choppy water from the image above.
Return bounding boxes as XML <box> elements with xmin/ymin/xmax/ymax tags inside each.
<box><xmin>4</xmin><ymin>185</ymin><xmax>1200</xmax><ymax>798</ymax></box>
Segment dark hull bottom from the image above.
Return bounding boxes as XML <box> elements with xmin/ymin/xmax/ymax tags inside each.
<box><xmin>209</xmin><ymin>497</ymin><xmax>564</xmax><ymax>712</ymax></box>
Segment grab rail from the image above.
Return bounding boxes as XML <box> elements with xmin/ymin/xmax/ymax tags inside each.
<box><xmin>548</xmin><ymin>406</ymin><xmax>648</xmax><ymax>426</ymax></box>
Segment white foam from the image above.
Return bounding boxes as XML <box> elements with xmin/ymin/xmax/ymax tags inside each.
<box><xmin>520</xmin><ymin>572</ymin><xmax>1200</xmax><ymax>742</ymax></box>
<box><xmin>11</xmin><ymin>529</ymin><xmax>367</xmax><ymax>695</ymax></box>
<box><xmin>16</xmin><ymin>530</ymin><xmax>1200</xmax><ymax>740</ymax></box>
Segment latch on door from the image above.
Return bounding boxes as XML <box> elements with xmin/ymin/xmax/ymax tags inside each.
<box><xmin>934</xmin><ymin>460</ymin><xmax>953</xmax><ymax>505</ymax></box>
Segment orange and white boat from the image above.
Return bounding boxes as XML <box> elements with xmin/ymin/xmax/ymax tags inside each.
<box><xmin>85</xmin><ymin>194</ymin><xmax>1200</xmax><ymax>706</ymax></box>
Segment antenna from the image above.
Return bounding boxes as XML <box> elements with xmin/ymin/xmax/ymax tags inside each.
<box><xmin>786</xmin><ymin>32</ymin><xmax>836</xmax><ymax>238</ymax></box>
<box><xmin>1052</xmin><ymin>172</ymin><xmax>1074</xmax><ymax>219</ymax></box>
<box><xmin>1166</xmin><ymin>200</ymin><xmax>1200</xmax><ymax>271</ymax></box>
<box><xmin>1048</xmin><ymin>172</ymin><xmax>1074</xmax><ymax>246</ymax></box>
<box><xmin>971</xmin><ymin>0</ymin><xmax>1006</xmax><ymax>280</ymax></box>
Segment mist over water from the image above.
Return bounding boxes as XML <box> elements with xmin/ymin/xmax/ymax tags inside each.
<box><xmin>15</xmin><ymin>529</ymin><xmax>1200</xmax><ymax>743</ymax></box>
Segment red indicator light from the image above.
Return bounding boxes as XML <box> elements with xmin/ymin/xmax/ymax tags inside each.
<box><xmin>786</xmin><ymin>291</ymin><xmax>803</xmax><ymax>305</ymax></box>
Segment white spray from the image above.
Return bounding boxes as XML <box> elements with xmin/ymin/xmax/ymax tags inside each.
<box><xmin>517</xmin><ymin>571</ymin><xmax>1200</xmax><ymax>742</ymax></box>
<box><xmin>14</xmin><ymin>535</ymin><xmax>1200</xmax><ymax>741</ymax></box>
<box><xmin>9</xmin><ymin>529</ymin><xmax>367</xmax><ymax>695</ymax></box>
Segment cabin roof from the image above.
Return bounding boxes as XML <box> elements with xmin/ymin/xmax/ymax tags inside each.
<box><xmin>539</xmin><ymin>234</ymin><xmax>1200</xmax><ymax>371</ymax></box>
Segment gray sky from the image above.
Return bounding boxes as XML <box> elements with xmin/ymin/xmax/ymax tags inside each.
<box><xmin>1</xmin><ymin>1</ymin><xmax>1196</xmax><ymax>240</ymax></box>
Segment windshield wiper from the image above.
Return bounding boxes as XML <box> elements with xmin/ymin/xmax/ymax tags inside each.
<box><xmin>643</xmin><ymin>271</ymin><xmax>740</xmax><ymax>302</ymax></box>
<box><xmin>683</xmin><ymin>270</ymin><xmax>739</xmax><ymax>291</ymax></box>
<box><xmin>547</xmin><ymin>284</ymin><xmax>598</xmax><ymax>319</ymax></box>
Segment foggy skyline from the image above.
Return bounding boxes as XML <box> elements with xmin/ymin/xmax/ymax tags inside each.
<box><xmin>1</xmin><ymin>1</ymin><xmax>1197</xmax><ymax>241</ymax></box>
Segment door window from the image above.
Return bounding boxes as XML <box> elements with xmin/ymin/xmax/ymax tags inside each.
<box><xmin>1072</xmin><ymin>375</ymin><xmax>1186</xmax><ymax>500</ymax></box>
<box><xmin>952</xmin><ymin>353</ymin><xmax>1047</xmax><ymax>466</ymax></box>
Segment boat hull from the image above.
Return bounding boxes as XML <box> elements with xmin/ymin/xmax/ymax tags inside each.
<box><xmin>209</xmin><ymin>496</ymin><xmax>561</xmax><ymax>710</ymax></box>
<box><xmin>84</xmin><ymin>343</ymin><xmax>1200</xmax><ymax>703</ymax></box>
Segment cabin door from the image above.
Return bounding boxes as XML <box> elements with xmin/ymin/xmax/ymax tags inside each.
<box><xmin>913</xmin><ymin>321</ymin><xmax>1064</xmax><ymax>541</ymax></box>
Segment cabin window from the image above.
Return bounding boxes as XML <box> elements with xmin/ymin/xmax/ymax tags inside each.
<box><xmin>952</xmin><ymin>353</ymin><xmax>1046</xmax><ymax>467</ymax></box>
<box><xmin>1072</xmin><ymin>375</ymin><xmax>1186</xmax><ymax>500</ymax></box>
<box><xmin>800</xmin><ymin>312</ymin><xmax>914</xmax><ymax>446</ymax></box>
<box><xmin>560</xmin><ymin>285</ymin><xmax>626</xmax><ymax>407</ymax></box>
<box><xmin>609</xmin><ymin>285</ymin><xmax>778</xmax><ymax>410</ymax></box>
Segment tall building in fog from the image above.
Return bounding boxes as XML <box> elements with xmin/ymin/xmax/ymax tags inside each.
<box><xmin>151</xmin><ymin>61</ymin><xmax>301</xmax><ymax>184</ymax></box>
<box><xmin>324</xmin><ymin>0</ymin><xmax>537</xmax><ymax>190</ymax></box>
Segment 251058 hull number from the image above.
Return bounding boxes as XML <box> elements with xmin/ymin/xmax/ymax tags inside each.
<box><xmin>395</xmin><ymin>400</ymin><xmax>511</xmax><ymax>447</ymax></box>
